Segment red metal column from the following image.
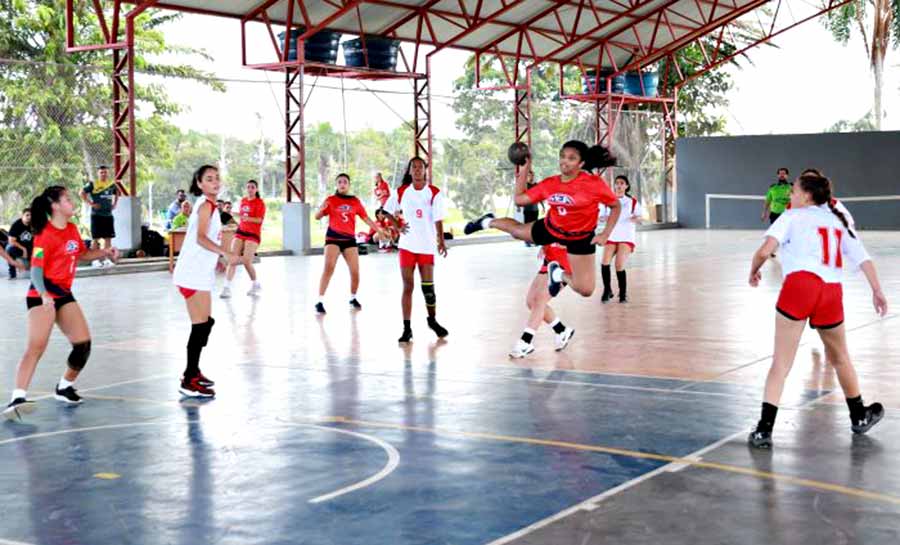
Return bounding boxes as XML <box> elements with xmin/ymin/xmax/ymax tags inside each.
<box><xmin>513</xmin><ymin>75</ymin><xmax>531</xmax><ymax>147</ymax></box>
<box><xmin>111</xmin><ymin>46</ymin><xmax>134</xmax><ymax>196</ymax></box>
<box><xmin>417</xmin><ymin>61</ymin><xmax>432</xmax><ymax>180</ymax></box>
<box><xmin>285</xmin><ymin>67</ymin><xmax>305</xmax><ymax>202</ymax></box>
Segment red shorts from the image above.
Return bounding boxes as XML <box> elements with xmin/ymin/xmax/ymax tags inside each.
<box><xmin>399</xmin><ymin>249</ymin><xmax>434</xmax><ymax>268</ymax></box>
<box><xmin>776</xmin><ymin>271</ymin><xmax>844</xmax><ymax>329</ymax></box>
<box><xmin>178</xmin><ymin>286</ymin><xmax>197</xmax><ymax>299</ymax></box>
<box><xmin>235</xmin><ymin>230</ymin><xmax>261</xmax><ymax>244</ymax></box>
<box><xmin>606</xmin><ymin>241</ymin><xmax>636</xmax><ymax>251</ymax></box>
<box><xmin>539</xmin><ymin>245</ymin><xmax>572</xmax><ymax>274</ymax></box>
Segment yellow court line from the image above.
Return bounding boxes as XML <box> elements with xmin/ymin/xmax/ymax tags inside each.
<box><xmin>325</xmin><ymin>416</ymin><xmax>900</xmax><ymax>507</ymax></box>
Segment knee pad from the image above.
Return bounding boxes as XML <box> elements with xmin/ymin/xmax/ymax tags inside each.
<box><xmin>67</xmin><ymin>340</ymin><xmax>92</xmax><ymax>372</ymax></box>
<box><xmin>188</xmin><ymin>318</ymin><xmax>213</xmax><ymax>350</ymax></box>
<box><xmin>421</xmin><ymin>282</ymin><xmax>436</xmax><ymax>308</ymax></box>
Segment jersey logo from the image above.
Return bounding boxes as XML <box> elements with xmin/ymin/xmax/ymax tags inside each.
<box><xmin>33</xmin><ymin>247</ymin><xmax>44</xmax><ymax>259</ymax></box>
<box><xmin>65</xmin><ymin>240</ymin><xmax>80</xmax><ymax>253</ymax></box>
<box><xmin>547</xmin><ymin>193</ymin><xmax>575</xmax><ymax>206</ymax></box>
<box><xmin>337</xmin><ymin>204</ymin><xmax>353</xmax><ymax>213</ymax></box>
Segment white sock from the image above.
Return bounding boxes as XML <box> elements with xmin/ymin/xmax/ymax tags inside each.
<box><xmin>318</xmin><ymin>298</ymin><xmax>324</xmax><ymax>305</ymax></box>
<box><xmin>58</xmin><ymin>377</ymin><xmax>74</xmax><ymax>389</ymax></box>
<box><xmin>350</xmin><ymin>293</ymin><xmax>357</xmax><ymax>301</ymax></box>
<box><xmin>550</xmin><ymin>266</ymin><xmax>564</xmax><ymax>283</ymax></box>
<box><xmin>480</xmin><ymin>217</ymin><xmax>493</xmax><ymax>230</ymax></box>
<box><xmin>224</xmin><ymin>279</ymin><xmax>232</xmax><ymax>288</ymax></box>
<box><xmin>11</xmin><ymin>389</ymin><xmax>26</xmax><ymax>402</ymax></box>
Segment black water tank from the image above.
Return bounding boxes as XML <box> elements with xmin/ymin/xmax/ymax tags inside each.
<box><xmin>342</xmin><ymin>36</ymin><xmax>400</xmax><ymax>70</ymax></box>
<box><xmin>278</xmin><ymin>28</ymin><xmax>341</xmax><ymax>63</ymax></box>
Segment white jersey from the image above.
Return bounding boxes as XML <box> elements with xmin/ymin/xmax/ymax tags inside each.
<box><xmin>765</xmin><ymin>205</ymin><xmax>869</xmax><ymax>284</ymax></box>
<box><xmin>173</xmin><ymin>197</ymin><xmax>222</xmax><ymax>290</ymax></box>
<box><xmin>384</xmin><ymin>183</ymin><xmax>446</xmax><ymax>255</ymax></box>
<box><xmin>600</xmin><ymin>195</ymin><xmax>643</xmax><ymax>244</ymax></box>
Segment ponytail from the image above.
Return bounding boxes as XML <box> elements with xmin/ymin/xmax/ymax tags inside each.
<box><xmin>561</xmin><ymin>140</ymin><xmax>616</xmax><ymax>172</ymax></box>
<box><xmin>797</xmin><ymin>173</ymin><xmax>856</xmax><ymax>239</ymax></box>
<box><xmin>190</xmin><ymin>165</ymin><xmax>218</xmax><ymax>196</ymax></box>
<box><xmin>29</xmin><ymin>185</ymin><xmax>67</xmax><ymax>235</ymax></box>
<box><xmin>828</xmin><ymin>200</ymin><xmax>856</xmax><ymax>239</ymax></box>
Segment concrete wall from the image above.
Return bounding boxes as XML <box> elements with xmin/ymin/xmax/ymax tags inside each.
<box><xmin>676</xmin><ymin>131</ymin><xmax>900</xmax><ymax>230</ymax></box>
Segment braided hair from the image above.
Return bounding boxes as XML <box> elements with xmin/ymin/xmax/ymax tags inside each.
<box><xmin>796</xmin><ymin>173</ymin><xmax>855</xmax><ymax>239</ymax></box>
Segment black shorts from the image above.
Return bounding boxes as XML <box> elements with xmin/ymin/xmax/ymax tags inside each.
<box><xmin>26</xmin><ymin>294</ymin><xmax>76</xmax><ymax>311</ymax></box>
<box><xmin>90</xmin><ymin>215</ymin><xmax>115</xmax><ymax>239</ymax></box>
<box><xmin>769</xmin><ymin>212</ymin><xmax>782</xmax><ymax>225</ymax></box>
<box><xmin>325</xmin><ymin>238</ymin><xmax>358</xmax><ymax>252</ymax></box>
<box><xmin>530</xmin><ymin>219</ymin><xmax>595</xmax><ymax>255</ymax></box>
<box><xmin>235</xmin><ymin>230</ymin><xmax>261</xmax><ymax>244</ymax></box>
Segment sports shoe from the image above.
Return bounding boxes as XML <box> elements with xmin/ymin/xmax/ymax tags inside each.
<box><xmin>600</xmin><ymin>291</ymin><xmax>614</xmax><ymax>303</ymax></box>
<box><xmin>349</xmin><ymin>298</ymin><xmax>362</xmax><ymax>310</ymax></box>
<box><xmin>427</xmin><ymin>317</ymin><xmax>448</xmax><ymax>338</ymax></box>
<box><xmin>547</xmin><ymin>262</ymin><xmax>564</xmax><ymax>297</ymax></box>
<box><xmin>220</xmin><ymin>286</ymin><xmax>232</xmax><ymax>299</ymax></box>
<box><xmin>179</xmin><ymin>376</ymin><xmax>215</xmax><ymax>398</ymax></box>
<box><xmin>851</xmin><ymin>403</ymin><xmax>884</xmax><ymax>434</ymax></box>
<box><xmin>197</xmin><ymin>372</ymin><xmax>215</xmax><ymax>387</ymax></box>
<box><xmin>464</xmin><ymin>213</ymin><xmax>494</xmax><ymax>235</ymax></box>
<box><xmin>91</xmin><ymin>260</ymin><xmax>103</xmax><ymax>269</ymax></box>
<box><xmin>247</xmin><ymin>282</ymin><xmax>261</xmax><ymax>296</ymax></box>
<box><xmin>315</xmin><ymin>302</ymin><xmax>326</xmax><ymax>314</ymax></box>
<box><xmin>2</xmin><ymin>398</ymin><xmax>36</xmax><ymax>421</ymax></box>
<box><xmin>747</xmin><ymin>429</ymin><xmax>773</xmax><ymax>449</ymax></box>
<box><xmin>54</xmin><ymin>385</ymin><xmax>83</xmax><ymax>404</ymax></box>
<box><xmin>398</xmin><ymin>329</ymin><xmax>413</xmax><ymax>343</ymax></box>
<box><xmin>619</xmin><ymin>295</ymin><xmax>628</xmax><ymax>304</ymax></box>
<box><xmin>509</xmin><ymin>340</ymin><xmax>535</xmax><ymax>359</ymax></box>
<box><xmin>554</xmin><ymin>327</ymin><xmax>575</xmax><ymax>351</ymax></box>
<box><xmin>102</xmin><ymin>259</ymin><xmax>115</xmax><ymax>268</ymax></box>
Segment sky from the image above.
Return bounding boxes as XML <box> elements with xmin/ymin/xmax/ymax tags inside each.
<box><xmin>150</xmin><ymin>9</ymin><xmax>900</xmax><ymax>142</ymax></box>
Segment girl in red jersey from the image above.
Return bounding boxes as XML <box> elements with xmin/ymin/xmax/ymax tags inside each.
<box><xmin>374</xmin><ymin>172</ymin><xmax>390</xmax><ymax>209</ymax></box>
<box><xmin>315</xmin><ymin>173</ymin><xmax>385</xmax><ymax>314</ymax></box>
<box><xmin>746</xmin><ymin>173</ymin><xmax>888</xmax><ymax>449</ymax></box>
<box><xmin>172</xmin><ymin>165</ymin><xmax>239</xmax><ymax>398</ymax></box>
<box><xmin>509</xmin><ymin>243</ymin><xmax>576</xmax><ymax>358</ymax></box>
<box><xmin>221</xmin><ymin>179</ymin><xmax>266</xmax><ymax>298</ymax></box>
<box><xmin>464</xmin><ymin>140</ymin><xmax>621</xmax><ymax>298</ymax></box>
<box><xmin>598</xmin><ymin>175</ymin><xmax>643</xmax><ymax>303</ymax></box>
<box><xmin>3</xmin><ymin>186</ymin><xmax>118</xmax><ymax>420</ymax></box>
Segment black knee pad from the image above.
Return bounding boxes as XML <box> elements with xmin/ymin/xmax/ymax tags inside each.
<box><xmin>188</xmin><ymin>319</ymin><xmax>213</xmax><ymax>350</ymax></box>
<box><xmin>421</xmin><ymin>282</ymin><xmax>436</xmax><ymax>308</ymax></box>
<box><xmin>67</xmin><ymin>340</ymin><xmax>92</xmax><ymax>372</ymax></box>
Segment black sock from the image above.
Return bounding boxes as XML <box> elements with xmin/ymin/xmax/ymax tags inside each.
<box><xmin>756</xmin><ymin>402</ymin><xmax>779</xmax><ymax>432</ymax></box>
<box><xmin>185</xmin><ymin>323</ymin><xmax>204</xmax><ymax>379</ymax></box>
<box><xmin>846</xmin><ymin>395</ymin><xmax>865</xmax><ymax>420</ymax></box>
<box><xmin>551</xmin><ymin>321</ymin><xmax>566</xmax><ymax>334</ymax></box>
<box><xmin>403</xmin><ymin>319</ymin><xmax>411</xmax><ymax>331</ymax></box>
<box><xmin>601</xmin><ymin>265</ymin><xmax>611</xmax><ymax>293</ymax></box>
<box><xmin>521</xmin><ymin>331</ymin><xmax>534</xmax><ymax>344</ymax></box>
<box><xmin>616</xmin><ymin>269</ymin><xmax>627</xmax><ymax>298</ymax></box>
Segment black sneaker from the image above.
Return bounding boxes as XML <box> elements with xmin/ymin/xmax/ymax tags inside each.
<box><xmin>600</xmin><ymin>291</ymin><xmax>613</xmax><ymax>303</ymax></box>
<box><xmin>427</xmin><ymin>317</ymin><xmax>448</xmax><ymax>338</ymax></box>
<box><xmin>179</xmin><ymin>376</ymin><xmax>216</xmax><ymax>398</ymax></box>
<box><xmin>464</xmin><ymin>213</ymin><xmax>494</xmax><ymax>235</ymax></box>
<box><xmin>349</xmin><ymin>298</ymin><xmax>362</xmax><ymax>310</ymax></box>
<box><xmin>748</xmin><ymin>429</ymin><xmax>773</xmax><ymax>449</ymax></box>
<box><xmin>315</xmin><ymin>302</ymin><xmax>326</xmax><ymax>314</ymax></box>
<box><xmin>547</xmin><ymin>262</ymin><xmax>563</xmax><ymax>297</ymax></box>
<box><xmin>852</xmin><ymin>403</ymin><xmax>884</xmax><ymax>434</ymax></box>
<box><xmin>2</xmin><ymin>398</ymin><xmax>36</xmax><ymax>421</ymax></box>
<box><xmin>619</xmin><ymin>295</ymin><xmax>628</xmax><ymax>304</ymax></box>
<box><xmin>398</xmin><ymin>329</ymin><xmax>413</xmax><ymax>343</ymax></box>
<box><xmin>54</xmin><ymin>385</ymin><xmax>83</xmax><ymax>404</ymax></box>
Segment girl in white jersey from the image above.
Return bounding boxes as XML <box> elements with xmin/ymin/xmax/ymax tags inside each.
<box><xmin>747</xmin><ymin>173</ymin><xmax>887</xmax><ymax>448</ymax></box>
<box><xmin>173</xmin><ymin>165</ymin><xmax>239</xmax><ymax>398</ymax></box>
<box><xmin>598</xmin><ymin>175</ymin><xmax>642</xmax><ymax>303</ymax></box>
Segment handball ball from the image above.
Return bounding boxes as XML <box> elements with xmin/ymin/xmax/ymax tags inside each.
<box><xmin>507</xmin><ymin>142</ymin><xmax>530</xmax><ymax>166</ymax></box>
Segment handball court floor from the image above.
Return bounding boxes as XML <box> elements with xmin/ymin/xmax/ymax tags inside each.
<box><xmin>1</xmin><ymin>229</ymin><xmax>900</xmax><ymax>545</ymax></box>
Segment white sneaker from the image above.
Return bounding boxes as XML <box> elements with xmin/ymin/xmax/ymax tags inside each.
<box><xmin>247</xmin><ymin>282</ymin><xmax>261</xmax><ymax>296</ymax></box>
<box><xmin>91</xmin><ymin>260</ymin><xmax>103</xmax><ymax>268</ymax></box>
<box><xmin>102</xmin><ymin>259</ymin><xmax>115</xmax><ymax>268</ymax></box>
<box><xmin>220</xmin><ymin>286</ymin><xmax>231</xmax><ymax>299</ymax></box>
<box><xmin>555</xmin><ymin>327</ymin><xmax>575</xmax><ymax>351</ymax></box>
<box><xmin>509</xmin><ymin>340</ymin><xmax>535</xmax><ymax>359</ymax></box>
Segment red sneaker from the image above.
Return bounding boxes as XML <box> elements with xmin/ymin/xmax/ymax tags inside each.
<box><xmin>196</xmin><ymin>372</ymin><xmax>215</xmax><ymax>387</ymax></box>
<box><xmin>179</xmin><ymin>376</ymin><xmax>215</xmax><ymax>398</ymax></box>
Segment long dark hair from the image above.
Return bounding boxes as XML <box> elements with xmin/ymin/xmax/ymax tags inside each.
<box><xmin>796</xmin><ymin>173</ymin><xmax>855</xmax><ymax>239</ymax></box>
<box><xmin>561</xmin><ymin>140</ymin><xmax>616</xmax><ymax>171</ymax></box>
<box><xmin>401</xmin><ymin>157</ymin><xmax>428</xmax><ymax>186</ymax></box>
<box><xmin>30</xmin><ymin>185</ymin><xmax>67</xmax><ymax>235</ymax></box>
<box><xmin>614</xmin><ymin>174</ymin><xmax>632</xmax><ymax>195</ymax></box>
<box><xmin>190</xmin><ymin>165</ymin><xmax>218</xmax><ymax>196</ymax></box>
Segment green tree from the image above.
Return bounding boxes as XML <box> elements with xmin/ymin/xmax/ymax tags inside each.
<box><xmin>823</xmin><ymin>0</ymin><xmax>900</xmax><ymax>129</ymax></box>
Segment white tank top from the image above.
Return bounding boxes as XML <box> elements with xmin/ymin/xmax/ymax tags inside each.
<box><xmin>173</xmin><ymin>196</ymin><xmax>222</xmax><ymax>290</ymax></box>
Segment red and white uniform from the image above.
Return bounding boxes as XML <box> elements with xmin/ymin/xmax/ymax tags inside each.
<box><xmin>236</xmin><ymin>196</ymin><xmax>266</xmax><ymax>243</ymax></box>
<box><xmin>173</xmin><ymin>197</ymin><xmax>222</xmax><ymax>292</ymax></box>
<box><xmin>600</xmin><ymin>195</ymin><xmax>643</xmax><ymax>250</ymax></box>
<box><xmin>766</xmin><ymin>205</ymin><xmax>870</xmax><ymax>328</ymax></box>
<box><xmin>28</xmin><ymin>222</ymin><xmax>86</xmax><ymax>298</ymax></box>
<box><xmin>538</xmin><ymin>243</ymin><xmax>571</xmax><ymax>274</ymax></box>
<box><xmin>322</xmin><ymin>194</ymin><xmax>369</xmax><ymax>241</ymax></box>
<box><xmin>374</xmin><ymin>180</ymin><xmax>390</xmax><ymax>208</ymax></box>
<box><xmin>384</xmin><ymin>183</ymin><xmax>445</xmax><ymax>267</ymax></box>
<box><xmin>525</xmin><ymin>172</ymin><xmax>617</xmax><ymax>240</ymax></box>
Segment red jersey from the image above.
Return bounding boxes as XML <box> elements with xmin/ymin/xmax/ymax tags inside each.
<box><xmin>28</xmin><ymin>222</ymin><xmax>86</xmax><ymax>298</ymax></box>
<box><xmin>526</xmin><ymin>171</ymin><xmax>617</xmax><ymax>240</ymax></box>
<box><xmin>237</xmin><ymin>197</ymin><xmax>266</xmax><ymax>236</ymax></box>
<box><xmin>324</xmin><ymin>194</ymin><xmax>369</xmax><ymax>238</ymax></box>
<box><xmin>374</xmin><ymin>180</ymin><xmax>390</xmax><ymax>207</ymax></box>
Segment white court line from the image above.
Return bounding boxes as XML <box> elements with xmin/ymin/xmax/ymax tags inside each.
<box><xmin>0</xmin><ymin>538</ymin><xmax>38</xmax><ymax>545</ymax></box>
<box><xmin>485</xmin><ymin>392</ymin><xmax>829</xmax><ymax>545</ymax></box>
<box><xmin>28</xmin><ymin>374</ymin><xmax>172</xmax><ymax>402</ymax></box>
<box><xmin>292</xmin><ymin>422</ymin><xmax>401</xmax><ymax>504</ymax></box>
